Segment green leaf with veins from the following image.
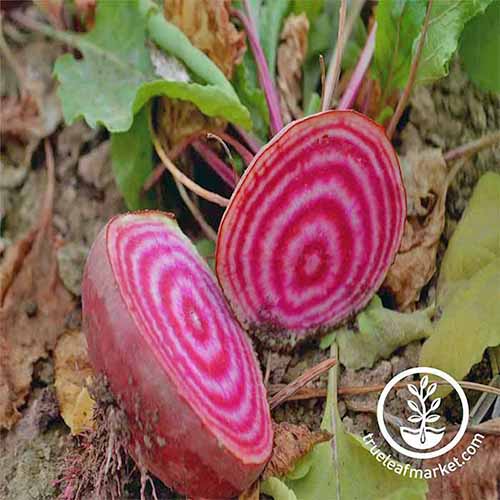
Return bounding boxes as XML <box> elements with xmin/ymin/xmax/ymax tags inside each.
<box><xmin>420</xmin><ymin>173</ymin><xmax>500</xmax><ymax>396</ymax></box>
<box><xmin>374</xmin><ymin>0</ymin><xmax>426</xmax><ymax>92</ymax></box>
<box><xmin>459</xmin><ymin>0</ymin><xmax>500</xmax><ymax>92</ymax></box>
<box><xmin>415</xmin><ymin>0</ymin><xmax>494</xmax><ymax>85</ymax></box>
<box><xmin>110</xmin><ymin>107</ymin><xmax>154</xmax><ymax>210</ymax></box>
<box><xmin>262</xmin><ymin>347</ymin><xmax>428</xmax><ymax>500</ymax></box>
<box><xmin>320</xmin><ymin>296</ymin><xmax>434</xmax><ymax>370</ymax></box>
<box><xmin>54</xmin><ymin>0</ymin><xmax>250</xmax><ymax>132</ymax></box>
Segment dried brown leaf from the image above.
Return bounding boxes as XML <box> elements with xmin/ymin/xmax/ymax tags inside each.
<box><xmin>54</xmin><ymin>330</ymin><xmax>95</xmax><ymax>435</ymax></box>
<box><xmin>277</xmin><ymin>14</ymin><xmax>309</xmax><ymax>125</ymax></box>
<box><xmin>427</xmin><ymin>422</ymin><xmax>500</xmax><ymax>500</ymax></box>
<box><xmin>0</xmin><ymin>40</ymin><xmax>62</xmax><ymax>141</ymax></box>
<box><xmin>0</xmin><ymin>142</ymin><xmax>74</xmax><ymax>429</ymax></box>
<box><xmin>262</xmin><ymin>422</ymin><xmax>332</xmax><ymax>480</ymax></box>
<box><xmin>238</xmin><ymin>481</ymin><xmax>260</xmax><ymax>500</ymax></box>
<box><xmin>164</xmin><ymin>0</ymin><xmax>245</xmax><ymax>79</ymax></box>
<box><xmin>383</xmin><ymin>149</ymin><xmax>448</xmax><ymax>309</ymax></box>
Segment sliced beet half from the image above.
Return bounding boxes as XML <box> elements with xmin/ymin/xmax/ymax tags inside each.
<box><xmin>216</xmin><ymin>110</ymin><xmax>406</xmax><ymax>345</ymax></box>
<box><xmin>82</xmin><ymin>211</ymin><xmax>272</xmax><ymax>498</ymax></box>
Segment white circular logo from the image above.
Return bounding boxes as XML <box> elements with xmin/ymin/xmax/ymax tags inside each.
<box><xmin>376</xmin><ymin>367</ymin><xmax>469</xmax><ymax>460</ymax></box>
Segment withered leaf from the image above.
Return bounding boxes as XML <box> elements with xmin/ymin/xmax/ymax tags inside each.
<box><xmin>238</xmin><ymin>481</ymin><xmax>260</xmax><ymax>500</ymax></box>
<box><xmin>0</xmin><ymin>143</ymin><xmax>74</xmax><ymax>429</ymax></box>
<box><xmin>262</xmin><ymin>422</ymin><xmax>332</xmax><ymax>480</ymax></box>
<box><xmin>54</xmin><ymin>330</ymin><xmax>95</xmax><ymax>435</ymax></box>
<box><xmin>383</xmin><ymin>149</ymin><xmax>448</xmax><ymax>309</ymax></box>
<box><xmin>277</xmin><ymin>14</ymin><xmax>309</xmax><ymax>125</ymax></box>
<box><xmin>164</xmin><ymin>0</ymin><xmax>245</xmax><ymax>79</ymax></box>
<box><xmin>427</xmin><ymin>422</ymin><xmax>500</xmax><ymax>500</ymax></box>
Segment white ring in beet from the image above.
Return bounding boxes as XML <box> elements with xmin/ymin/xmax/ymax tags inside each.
<box><xmin>216</xmin><ymin>110</ymin><xmax>406</xmax><ymax>343</ymax></box>
<box><xmin>82</xmin><ymin>211</ymin><xmax>272</xmax><ymax>498</ymax></box>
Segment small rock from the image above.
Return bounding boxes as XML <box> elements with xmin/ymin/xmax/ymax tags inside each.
<box><xmin>57</xmin><ymin>242</ymin><xmax>89</xmax><ymax>296</ymax></box>
<box><xmin>77</xmin><ymin>141</ymin><xmax>112</xmax><ymax>190</ymax></box>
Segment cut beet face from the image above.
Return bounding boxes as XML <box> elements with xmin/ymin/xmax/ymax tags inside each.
<box><xmin>216</xmin><ymin>110</ymin><xmax>406</xmax><ymax>344</ymax></box>
<box><xmin>82</xmin><ymin>211</ymin><xmax>272</xmax><ymax>498</ymax></box>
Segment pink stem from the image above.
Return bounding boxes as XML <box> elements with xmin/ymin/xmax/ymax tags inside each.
<box><xmin>213</xmin><ymin>131</ymin><xmax>254</xmax><ymax>165</ymax></box>
<box><xmin>232</xmin><ymin>4</ymin><xmax>283</xmax><ymax>136</ymax></box>
<box><xmin>338</xmin><ymin>22</ymin><xmax>377</xmax><ymax>110</ymax></box>
<box><xmin>192</xmin><ymin>141</ymin><xmax>237</xmax><ymax>188</ymax></box>
<box><xmin>360</xmin><ymin>78</ymin><xmax>373</xmax><ymax>114</ymax></box>
<box><xmin>234</xmin><ymin>125</ymin><xmax>263</xmax><ymax>155</ymax></box>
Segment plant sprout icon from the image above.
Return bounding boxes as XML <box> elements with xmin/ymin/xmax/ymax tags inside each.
<box><xmin>400</xmin><ymin>375</ymin><xmax>446</xmax><ymax>450</ymax></box>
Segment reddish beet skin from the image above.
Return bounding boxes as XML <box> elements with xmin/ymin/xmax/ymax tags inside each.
<box><xmin>82</xmin><ymin>211</ymin><xmax>272</xmax><ymax>498</ymax></box>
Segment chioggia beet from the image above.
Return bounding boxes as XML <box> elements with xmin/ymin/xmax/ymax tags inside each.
<box><xmin>82</xmin><ymin>211</ymin><xmax>273</xmax><ymax>498</ymax></box>
<box><xmin>216</xmin><ymin>110</ymin><xmax>406</xmax><ymax>346</ymax></box>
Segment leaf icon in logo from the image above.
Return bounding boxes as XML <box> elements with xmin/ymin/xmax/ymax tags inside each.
<box><xmin>426</xmin><ymin>414</ymin><xmax>441</xmax><ymax>423</ymax></box>
<box><xmin>408</xmin><ymin>383</ymin><xmax>420</xmax><ymax>398</ymax></box>
<box><xmin>407</xmin><ymin>400</ymin><xmax>420</xmax><ymax>413</ymax></box>
<box><xmin>408</xmin><ymin>414</ymin><xmax>423</xmax><ymax>423</ymax></box>
<box><xmin>427</xmin><ymin>382</ymin><xmax>438</xmax><ymax>398</ymax></box>
<box><xmin>420</xmin><ymin>375</ymin><xmax>429</xmax><ymax>390</ymax></box>
<box><xmin>429</xmin><ymin>398</ymin><xmax>441</xmax><ymax>412</ymax></box>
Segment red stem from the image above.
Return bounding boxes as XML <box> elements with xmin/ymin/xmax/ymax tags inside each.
<box><xmin>338</xmin><ymin>22</ymin><xmax>377</xmax><ymax>110</ymax></box>
<box><xmin>192</xmin><ymin>141</ymin><xmax>237</xmax><ymax>188</ymax></box>
<box><xmin>232</xmin><ymin>5</ymin><xmax>283</xmax><ymax>136</ymax></box>
<box><xmin>234</xmin><ymin>125</ymin><xmax>263</xmax><ymax>154</ymax></box>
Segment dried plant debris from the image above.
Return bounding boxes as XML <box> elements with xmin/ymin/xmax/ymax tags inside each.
<box><xmin>262</xmin><ymin>422</ymin><xmax>331</xmax><ymax>480</ymax></box>
<box><xmin>0</xmin><ymin>144</ymin><xmax>74</xmax><ymax>430</ymax></box>
<box><xmin>163</xmin><ymin>0</ymin><xmax>245</xmax><ymax>79</ymax></box>
<box><xmin>57</xmin><ymin>376</ymin><xmax>133</xmax><ymax>500</ymax></box>
<box><xmin>384</xmin><ymin>149</ymin><xmax>448</xmax><ymax>309</ymax></box>
<box><xmin>54</xmin><ymin>330</ymin><xmax>95</xmax><ymax>435</ymax></box>
<box><xmin>277</xmin><ymin>13</ymin><xmax>309</xmax><ymax>124</ymax></box>
<box><xmin>427</xmin><ymin>423</ymin><xmax>500</xmax><ymax>500</ymax></box>
<box><xmin>238</xmin><ymin>481</ymin><xmax>260</xmax><ymax>500</ymax></box>
<box><xmin>0</xmin><ymin>38</ymin><xmax>62</xmax><ymax>141</ymax></box>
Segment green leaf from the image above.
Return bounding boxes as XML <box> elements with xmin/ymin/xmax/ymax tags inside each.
<box><xmin>438</xmin><ymin>172</ymin><xmax>500</xmax><ymax>303</ymax></box>
<box><xmin>110</xmin><ymin>107</ymin><xmax>154</xmax><ymax>210</ymax></box>
<box><xmin>321</xmin><ymin>296</ymin><xmax>433</xmax><ymax>370</ymax></box>
<box><xmin>292</xmin><ymin>0</ymin><xmax>325</xmax><ymax>21</ymax></box>
<box><xmin>54</xmin><ymin>0</ymin><xmax>250</xmax><ymax>132</ymax></box>
<box><xmin>195</xmin><ymin>238</ymin><xmax>216</xmax><ymax>269</ymax></box>
<box><xmin>263</xmin><ymin>347</ymin><xmax>428</xmax><ymax>500</ymax></box>
<box><xmin>302</xmin><ymin>1</ymin><xmax>339</xmax><ymax>110</ymax></box>
<box><xmin>420</xmin><ymin>258</ymin><xmax>500</xmax><ymax>396</ymax></box>
<box><xmin>420</xmin><ymin>173</ymin><xmax>500</xmax><ymax>394</ymax></box>
<box><xmin>304</xmin><ymin>92</ymin><xmax>321</xmax><ymax>116</ymax></box>
<box><xmin>374</xmin><ymin>0</ymin><xmax>426</xmax><ymax>92</ymax></box>
<box><xmin>459</xmin><ymin>0</ymin><xmax>500</xmax><ymax>92</ymax></box>
<box><xmin>259</xmin><ymin>0</ymin><xmax>290</xmax><ymax>81</ymax></box>
<box><xmin>261</xmin><ymin>477</ymin><xmax>298</xmax><ymax>500</ymax></box>
<box><xmin>415</xmin><ymin>0</ymin><xmax>495</xmax><ymax>85</ymax></box>
<box><xmin>342</xmin><ymin>17</ymin><xmax>368</xmax><ymax>71</ymax></box>
<box><xmin>232</xmin><ymin>54</ymin><xmax>270</xmax><ymax>140</ymax></box>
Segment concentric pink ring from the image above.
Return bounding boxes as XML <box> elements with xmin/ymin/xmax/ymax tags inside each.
<box><xmin>216</xmin><ymin>110</ymin><xmax>406</xmax><ymax>338</ymax></box>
